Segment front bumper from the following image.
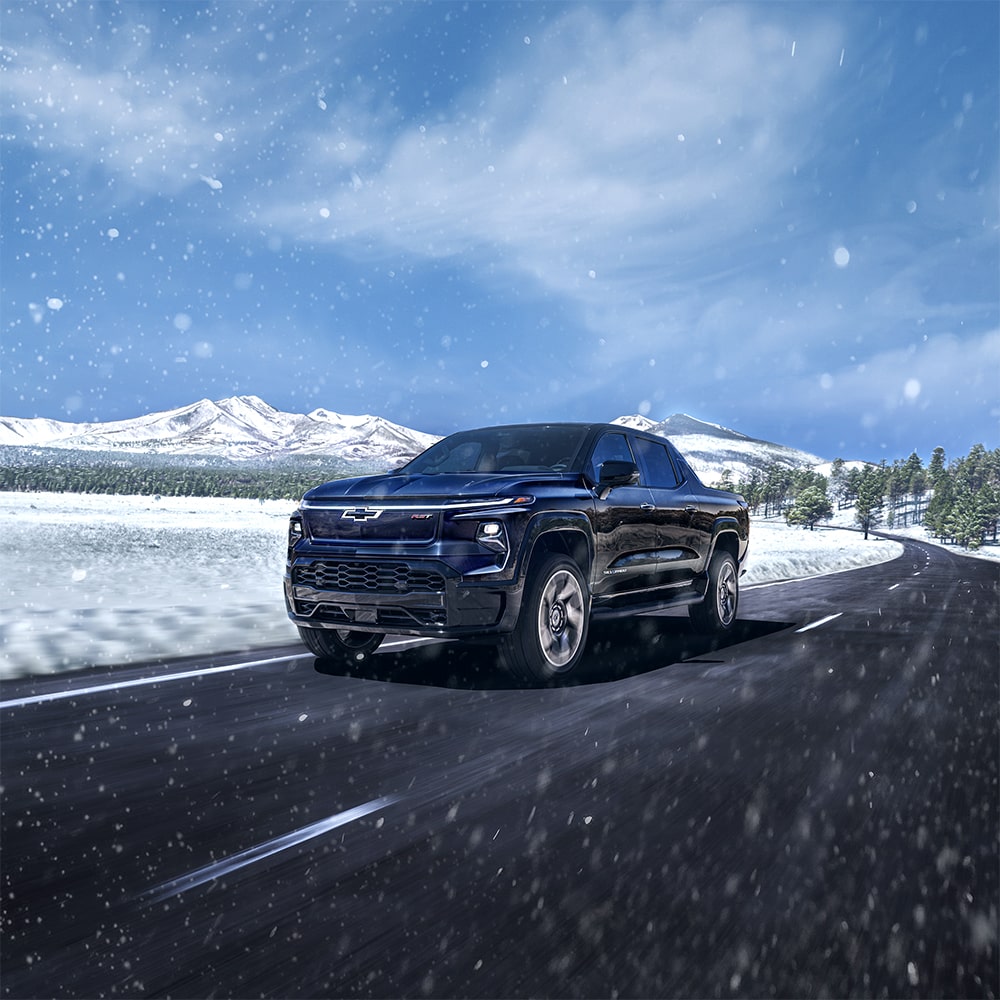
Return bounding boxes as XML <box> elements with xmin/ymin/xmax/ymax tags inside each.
<box><xmin>284</xmin><ymin>556</ymin><xmax>523</xmax><ymax>638</ymax></box>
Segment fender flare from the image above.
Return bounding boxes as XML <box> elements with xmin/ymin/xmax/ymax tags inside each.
<box><xmin>706</xmin><ymin>516</ymin><xmax>748</xmax><ymax>569</ymax></box>
<box><xmin>515</xmin><ymin>511</ymin><xmax>594</xmax><ymax>585</ymax></box>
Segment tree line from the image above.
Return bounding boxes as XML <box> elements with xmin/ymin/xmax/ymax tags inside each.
<box><xmin>715</xmin><ymin>443</ymin><xmax>999</xmax><ymax>550</ymax></box>
<box><xmin>3</xmin><ymin>442</ymin><xmax>998</xmax><ymax>550</ymax></box>
<box><xmin>0</xmin><ymin>447</ymin><xmax>354</xmax><ymax>501</ymax></box>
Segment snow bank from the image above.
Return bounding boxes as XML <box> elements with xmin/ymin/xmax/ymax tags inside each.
<box><xmin>1</xmin><ymin>492</ymin><xmax>296</xmax><ymax>680</ymax></box>
<box><xmin>0</xmin><ymin>493</ymin><xmax>903</xmax><ymax>680</ymax></box>
<box><xmin>742</xmin><ymin>519</ymin><xmax>902</xmax><ymax>585</ymax></box>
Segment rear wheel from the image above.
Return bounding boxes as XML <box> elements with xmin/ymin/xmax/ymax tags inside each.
<box><xmin>499</xmin><ymin>554</ymin><xmax>589</xmax><ymax>684</ymax></box>
<box><xmin>689</xmin><ymin>550</ymin><xmax>739</xmax><ymax>634</ymax></box>
<box><xmin>298</xmin><ymin>627</ymin><xmax>384</xmax><ymax>664</ymax></box>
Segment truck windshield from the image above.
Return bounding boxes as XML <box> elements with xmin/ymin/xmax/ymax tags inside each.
<box><xmin>401</xmin><ymin>425</ymin><xmax>591</xmax><ymax>475</ymax></box>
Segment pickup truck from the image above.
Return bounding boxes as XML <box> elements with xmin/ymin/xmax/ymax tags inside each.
<box><xmin>285</xmin><ymin>422</ymin><xmax>749</xmax><ymax>683</ymax></box>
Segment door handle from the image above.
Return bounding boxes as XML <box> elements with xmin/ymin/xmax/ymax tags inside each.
<box><xmin>684</xmin><ymin>504</ymin><xmax>697</xmax><ymax>514</ymax></box>
<box><xmin>640</xmin><ymin>503</ymin><xmax>655</xmax><ymax>511</ymax></box>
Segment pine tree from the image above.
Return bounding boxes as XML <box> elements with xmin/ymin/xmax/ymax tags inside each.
<box><xmin>854</xmin><ymin>465</ymin><xmax>886</xmax><ymax>540</ymax></box>
<box><xmin>951</xmin><ymin>486</ymin><xmax>982</xmax><ymax>549</ymax></box>
<box><xmin>829</xmin><ymin>458</ymin><xmax>852</xmax><ymax>510</ymax></box>
<box><xmin>737</xmin><ymin>469</ymin><xmax>765</xmax><ymax>515</ymax></box>
<box><xmin>762</xmin><ymin>463</ymin><xmax>793</xmax><ymax>518</ymax></box>
<box><xmin>928</xmin><ymin>447</ymin><xmax>947</xmax><ymax>488</ymax></box>
<box><xmin>924</xmin><ymin>474</ymin><xmax>955</xmax><ymax>540</ymax></box>
<box><xmin>786</xmin><ymin>484</ymin><xmax>833</xmax><ymax>530</ymax></box>
<box><xmin>903</xmin><ymin>451</ymin><xmax>927</xmax><ymax>524</ymax></box>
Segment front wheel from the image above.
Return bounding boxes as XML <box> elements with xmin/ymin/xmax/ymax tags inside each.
<box><xmin>689</xmin><ymin>550</ymin><xmax>739</xmax><ymax>634</ymax></box>
<box><xmin>298</xmin><ymin>626</ymin><xmax>384</xmax><ymax>664</ymax></box>
<box><xmin>498</xmin><ymin>554</ymin><xmax>590</xmax><ymax>684</ymax></box>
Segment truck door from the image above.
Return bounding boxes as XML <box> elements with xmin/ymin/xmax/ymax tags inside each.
<box><xmin>586</xmin><ymin>431</ymin><xmax>659</xmax><ymax>599</ymax></box>
<box><xmin>632</xmin><ymin>436</ymin><xmax>700</xmax><ymax>581</ymax></box>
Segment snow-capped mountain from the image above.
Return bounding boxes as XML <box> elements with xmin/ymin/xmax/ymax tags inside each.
<box><xmin>613</xmin><ymin>413</ymin><xmax>824</xmax><ymax>484</ymax></box>
<box><xmin>1</xmin><ymin>397</ymin><xmax>825</xmax><ymax>481</ymax></box>
<box><xmin>0</xmin><ymin>396</ymin><xmax>439</xmax><ymax>465</ymax></box>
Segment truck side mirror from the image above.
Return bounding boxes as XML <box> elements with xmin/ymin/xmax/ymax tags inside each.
<box><xmin>596</xmin><ymin>460</ymin><xmax>640</xmax><ymax>499</ymax></box>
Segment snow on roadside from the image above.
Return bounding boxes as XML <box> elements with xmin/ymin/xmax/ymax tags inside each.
<box><xmin>1</xmin><ymin>492</ymin><xmax>297</xmax><ymax>680</ymax></box>
<box><xmin>742</xmin><ymin>519</ymin><xmax>902</xmax><ymax>586</ymax></box>
<box><xmin>1</xmin><ymin>492</ymin><xmax>904</xmax><ymax>680</ymax></box>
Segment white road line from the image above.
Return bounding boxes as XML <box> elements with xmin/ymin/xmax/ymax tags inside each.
<box><xmin>379</xmin><ymin>637</ymin><xmax>443</xmax><ymax>650</ymax></box>
<box><xmin>142</xmin><ymin>795</ymin><xmax>398</xmax><ymax>904</ymax></box>
<box><xmin>0</xmin><ymin>653</ymin><xmax>305</xmax><ymax>710</ymax></box>
<box><xmin>888</xmin><ymin>583</ymin><xmax>901</xmax><ymax>591</ymax></box>
<box><xmin>795</xmin><ymin>613</ymin><xmax>844</xmax><ymax>633</ymax></box>
<box><xmin>1</xmin><ymin>640</ymin><xmax>447</xmax><ymax>711</ymax></box>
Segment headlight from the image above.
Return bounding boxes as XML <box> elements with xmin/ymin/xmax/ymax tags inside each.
<box><xmin>476</xmin><ymin>520</ymin><xmax>508</xmax><ymax>553</ymax></box>
<box><xmin>288</xmin><ymin>515</ymin><xmax>304</xmax><ymax>548</ymax></box>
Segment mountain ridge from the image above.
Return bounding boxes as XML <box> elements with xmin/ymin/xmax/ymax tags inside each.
<box><xmin>1</xmin><ymin>396</ymin><xmax>825</xmax><ymax>482</ymax></box>
<box><xmin>0</xmin><ymin>395</ymin><xmax>440</xmax><ymax>466</ymax></box>
<box><xmin>612</xmin><ymin>412</ymin><xmax>824</xmax><ymax>482</ymax></box>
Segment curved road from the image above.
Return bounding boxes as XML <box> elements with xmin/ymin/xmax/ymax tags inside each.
<box><xmin>2</xmin><ymin>538</ymin><xmax>997</xmax><ymax>998</ymax></box>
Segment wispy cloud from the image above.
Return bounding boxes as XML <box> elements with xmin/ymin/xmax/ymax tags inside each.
<box><xmin>1</xmin><ymin>1</ymin><xmax>995</xmax><ymax>458</ymax></box>
<box><xmin>270</xmin><ymin>7</ymin><xmax>846</xmax><ymax>275</ymax></box>
<box><xmin>252</xmin><ymin>4</ymin><xmax>995</xmax><ymax>408</ymax></box>
<box><xmin>4</xmin><ymin>43</ymin><xmax>223</xmax><ymax>196</ymax></box>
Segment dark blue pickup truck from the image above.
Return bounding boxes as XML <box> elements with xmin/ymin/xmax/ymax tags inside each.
<box><xmin>285</xmin><ymin>422</ymin><xmax>749</xmax><ymax>682</ymax></box>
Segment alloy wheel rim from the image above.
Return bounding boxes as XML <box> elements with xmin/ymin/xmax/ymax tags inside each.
<box><xmin>537</xmin><ymin>569</ymin><xmax>585</xmax><ymax>668</ymax></box>
<box><xmin>716</xmin><ymin>561</ymin><xmax>737</xmax><ymax>627</ymax></box>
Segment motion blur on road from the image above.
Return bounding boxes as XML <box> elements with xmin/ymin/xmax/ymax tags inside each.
<box><xmin>2</xmin><ymin>539</ymin><xmax>997</xmax><ymax>998</ymax></box>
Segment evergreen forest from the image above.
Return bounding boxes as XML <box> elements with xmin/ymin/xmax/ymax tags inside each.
<box><xmin>719</xmin><ymin>443</ymin><xmax>1000</xmax><ymax>551</ymax></box>
<box><xmin>0</xmin><ymin>447</ymin><xmax>369</xmax><ymax>501</ymax></box>
<box><xmin>3</xmin><ymin>442</ymin><xmax>998</xmax><ymax>551</ymax></box>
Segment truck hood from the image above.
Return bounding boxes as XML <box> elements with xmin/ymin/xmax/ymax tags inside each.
<box><xmin>303</xmin><ymin>471</ymin><xmax>576</xmax><ymax>502</ymax></box>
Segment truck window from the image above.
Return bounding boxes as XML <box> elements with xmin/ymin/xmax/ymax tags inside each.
<box><xmin>588</xmin><ymin>433</ymin><xmax>637</xmax><ymax>483</ymax></box>
<box><xmin>633</xmin><ymin>438</ymin><xmax>680</xmax><ymax>489</ymax></box>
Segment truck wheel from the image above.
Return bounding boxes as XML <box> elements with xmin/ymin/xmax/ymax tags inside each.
<box><xmin>689</xmin><ymin>550</ymin><xmax>738</xmax><ymax>634</ymax></box>
<box><xmin>499</xmin><ymin>554</ymin><xmax>589</xmax><ymax>684</ymax></box>
<box><xmin>298</xmin><ymin>627</ymin><xmax>384</xmax><ymax>663</ymax></box>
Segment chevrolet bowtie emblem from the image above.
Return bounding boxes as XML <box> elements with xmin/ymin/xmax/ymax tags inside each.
<box><xmin>341</xmin><ymin>507</ymin><xmax>382</xmax><ymax>521</ymax></box>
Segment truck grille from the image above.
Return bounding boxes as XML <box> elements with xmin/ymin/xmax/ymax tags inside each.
<box><xmin>293</xmin><ymin>560</ymin><xmax>447</xmax><ymax>595</ymax></box>
<box><xmin>304</xmin><ymin>507</ymin><xmax>438</xmax><ymax>542</ymax></box>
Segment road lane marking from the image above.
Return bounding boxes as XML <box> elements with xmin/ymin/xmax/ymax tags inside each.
<box><xmin>1</xmin><ymin>640</ymin><xmax>447</xmax><ymax>710</ymax></box>
<box><xmin>142</xmin><ymin>795</ymin><xmax>398</xmax><ymax>904</ymax></box>
<box><xmin>888</xmin><ymin>583</ymin><xmax>901</xmax><ymax>591</ymax></box>
<box><xmin>795</xmin><ymin>613</ymin><xmax>843</xmax><ymax>633</ymax></box>
<box><xmin>0</xmin><ymin>653</ymin><xmax>305</xmax><ymax>710</ymax></box>
<box><xmin>379</xmin><ymin>638</ymin><xmax>443</xmax><ymax>650</ymax></box>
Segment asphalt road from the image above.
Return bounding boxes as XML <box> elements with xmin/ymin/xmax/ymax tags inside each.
<box><xmin>2</xmin><ymin>538</ymin><xmax>997</xmax><ymax>999</ymax></box>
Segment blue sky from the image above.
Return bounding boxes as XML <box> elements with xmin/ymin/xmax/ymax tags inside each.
<box><xmin>2</xmin><ymin>1</ymin><xmax>997</xmax><ymax>463</ymax></box>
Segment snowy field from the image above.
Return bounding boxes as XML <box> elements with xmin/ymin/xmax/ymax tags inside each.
<box><xmin>0</xmin><ymin>491</ymin><xmax>917</xmax><ymax>680</ymax></box>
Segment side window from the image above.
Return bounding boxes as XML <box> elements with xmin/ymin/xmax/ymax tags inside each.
<box><xmin>633</xmin><ymin>438</ymin><xmax>679</xmax><ymax>489</ymax></box>
<box><xmin>669</xmin><ymin>446</ymin><xmax>699</xmax><ymax>486</ymax></box>
<box><xmin>587</xmin><ymin>432</ymin><xmax>637</xmax><ymax>483</ymax></box>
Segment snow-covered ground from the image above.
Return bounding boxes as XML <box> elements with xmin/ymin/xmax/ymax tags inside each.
<box><xmin>1</xmin><ymin>493</ymin><xmax>296</xmax><ymax>680</ymax></box>
<box><xmin>0</xmin><ymin>491</ymin><xmax>915</xmax><ymax>680</ymax></box>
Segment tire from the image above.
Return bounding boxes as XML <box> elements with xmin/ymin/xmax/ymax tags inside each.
<box><xmin>689</xmin><ymin>550</ymin><xmax>739</xmax><ymax>634</ymax></box>
<box><xmin>499</xmin><ymin>554</ymin><xmax>589</xmax><ymax>684</ymax></box>
<box><xmin>298</xmin><ymin>626</ymin><xmax>384</xmax><ymax>664</ymax></box>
